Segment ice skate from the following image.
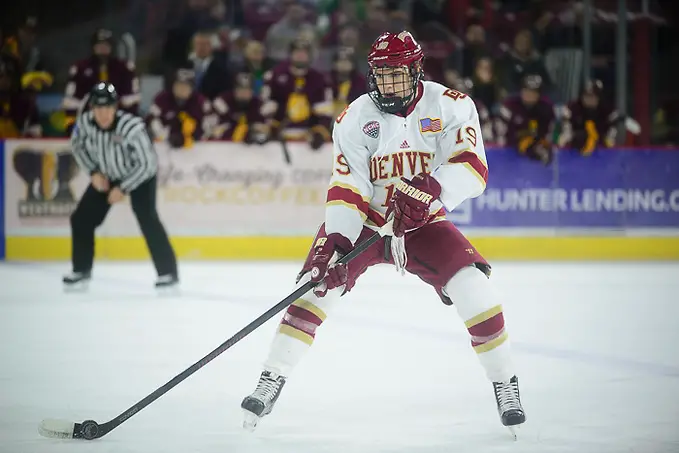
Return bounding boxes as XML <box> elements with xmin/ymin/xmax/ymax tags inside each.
<box><xmin>493</xmin><ymin>375</ymin><xmax>525</xmax><ymax>439</ymax></box>
<box><xmin>62</xmin><ymin>272</ymin><xmax>91</xmax><ymax>292</ymax></box>
<box><xmin>241</xmin><ymin>371</ymin><xmax>286</xmax><ymax>431</ymax></box>
<box><xmin>155</xmin><ymin>274</ymin><xmax>179</xmax><ymax>295</ymax></box>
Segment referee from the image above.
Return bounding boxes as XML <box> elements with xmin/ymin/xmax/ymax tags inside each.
<box><xmin>63</xmin><ymin>82</ymin><xmax>179</xmax><ymax>290</ymax></box>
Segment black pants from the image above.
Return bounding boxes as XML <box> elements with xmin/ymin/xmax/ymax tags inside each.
<box><xmin>70</xmin><ymin>176</ymin><xmax>178</xmax><ymax>277</ymax></box>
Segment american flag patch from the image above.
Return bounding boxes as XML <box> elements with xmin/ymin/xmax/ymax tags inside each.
<box><xmin>419</xmin><ymin>117</ymin><xmax>442</xmax><ymax>133</ymax></box>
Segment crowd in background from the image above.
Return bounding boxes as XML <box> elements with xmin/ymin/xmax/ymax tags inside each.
<box><xmin>1</xmin><ymin>0</ymin><xmax>678</xmax><ymax>158</ymax></box>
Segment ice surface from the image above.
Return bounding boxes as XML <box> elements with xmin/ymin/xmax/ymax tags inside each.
<box><xmin>1</xmin><ymin>261</ymin><xmax>678</xmax><ymax>453</ymax></box>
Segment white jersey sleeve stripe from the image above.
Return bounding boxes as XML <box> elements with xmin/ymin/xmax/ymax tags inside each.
<box><xmin>445</xmin><ymin>149</ymin><xmax>488</xmax><ymax>186</ymax></box>
<box><xmin>328</xmin><ymin>181</ymin><xmax>371</xmax><ymax>203</ymax></box>
<box><xmin>324</xmin><ymin>107</ymin><xmax>374</xmax><ymax>244</ymax></box>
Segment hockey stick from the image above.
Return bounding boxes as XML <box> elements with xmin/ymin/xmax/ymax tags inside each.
<box><xmin>278</xmin><ymin>117</ymin><xmax>292</xmax><ymax>165</ymax></box>
<box><xmin>38</xmin><ymin>221</ymin><xmax>394</xmax><ymax>441</ymax></box>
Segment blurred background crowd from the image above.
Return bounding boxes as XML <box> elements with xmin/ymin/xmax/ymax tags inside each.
<box><xmin>1</xmin><ymin>0</ymin><xmax>678</xmax><ymax>159</ymax></box>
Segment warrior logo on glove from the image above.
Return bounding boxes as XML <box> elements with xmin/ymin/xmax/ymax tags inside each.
<box><xmin>387</xmin><ymin>173</ymin><xmax>442</xmax><ymax>237</ymax></box>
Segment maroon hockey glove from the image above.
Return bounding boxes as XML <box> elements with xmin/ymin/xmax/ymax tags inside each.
<box><xmin>386</xmin><ymin>173</ymin><xmax>442</xmax><ymax>237</ymax></box>
<box><xmin>309</xmin><ymin>233</ymin><xmax>353</xmax><ymax>297</ymax></box>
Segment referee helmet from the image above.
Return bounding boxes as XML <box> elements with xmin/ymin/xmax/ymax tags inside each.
<box><xmin>90</xmin><ymin>82</ymin><xmax>119</xmax><ymax>107</ymax></box>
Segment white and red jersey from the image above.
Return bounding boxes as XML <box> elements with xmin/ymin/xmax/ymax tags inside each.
<box><xmin>326</xmin><ymin>80</ymin><xmax>489</xmax><ymax>244</ymax></box>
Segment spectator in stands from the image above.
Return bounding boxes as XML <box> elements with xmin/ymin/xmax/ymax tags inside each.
<box><xmin>461</xmin><ymin>23</ymin><xmax>489</xmax><ymax>78</ymax></box>
<box><xmin>337</xmin><ymin>22</ymin><xmax>369</xmax><ymax>73</ymax></box>
<box><xmin>523</xmin><ymin>0</ymin><xmax>557</xmax><ymax>53</ymax></box>
<box><xmin>189</xmin><ymin>30</ymin><xmax>232</xmax><ymax>100</ymax></box>
<box><xmin>329</xmin><ymin>48</ymin><xmax>366</xmax><ymax>124</ymax></box>
<box><xmin>461</xmin><ymin>58</ymin><xmax>499</xmax><ymax>143</ymax></box>
<box><xmin>146</xmin><ymin>68</ymin><xmax>215</xmax><ymax>149</ymax></box>
<box><xmin>469</xmin><ymin>56</ymin><xmax>500</xmax><ymax>112</ymax></box>
<box><xmin>262</xmin><ymin>39</ymin><xmax>332</xmax><ymax>150</ymax></box>
<box><xmin>265</xmin><ymin>0</ymin><xmax>315</xmax><ymax>63</ymax></box>
<box><xmin>442</xmin><ymin>52</ymin><xmax>464</xmax><ymax>92</ymax></box>
<box><xmin>498</xmin><ymin>28</ymin><xmax>552</xmax><ymax>97</ymax></box>
<box><xmin>0</xmin><ymin>56</ymin><xmax>41</xmax><ymax>138</ymax></box>
<box><xmin>61</xmin><ymin>29</ymin><xmax>139</xmax><ymax>132</ymax></box>
<box><xmin>7</xmin><ymin>17</ymin><xmax>55</xmax><ymax>102</ymax></box>
<box><xmin>338</xmin><ymin>22</ymin><xmax>361</xmax><ymax>49</ymax></box>
<box><xmin>560</xmin><ymin>79</ymin><xmax>620</xmax><ymax>156</ymax></box>
<box><xmin>496</xmin><ymin>74</ymin><xmax>555</xmax><ymax>165</ymax></box>
<box><xmin>1</xmin><ymin>17</ymin><xmax>45</xmax><ymax>79</ymax></box>
<box><xmin>162</xmin><ymin>0</ymin><xmax>227</xmax><ymax>70</ymax></box>
<box><xmin>239</xmin><ymin>40</ymin><xmax>274</xmax><ymax>96</ymax></box>
<box><xmin>212</xmin><ymin>72</ymin><xmax>269</xmax><ymax>143</ymax></box>
<box><xmin>219</xmin><ymin>27</ymin><xmax>250</xmax><ymax>68</ymax></box>
<box><xmin>1</xmin><ymin>26</ymin><xmax>22</xmax><ymax>90</ymax></box>
<box><xmin>470</xmin><ymin>90</ymin><xmax>494</xmax><ymax>144</ymax></box>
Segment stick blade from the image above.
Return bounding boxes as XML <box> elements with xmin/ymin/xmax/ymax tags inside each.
<box><xmin>38</xmin><ymin>418</ymin><xmax>76</xmax><ymax>439</ymax></box>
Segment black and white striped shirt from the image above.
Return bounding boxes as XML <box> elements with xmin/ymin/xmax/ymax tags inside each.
<box><xmin>71</xmin><ymin>111</ymin><xmax>158</xmax><ymax>193</ymax></box>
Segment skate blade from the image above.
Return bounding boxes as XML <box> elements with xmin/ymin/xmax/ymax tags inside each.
<box><xmin>242</xmin><ymin>410</ymin><xmax>261</xmax><ymax>432</ymax></box>
<box><xmin>508</xmin><ymin>425</ymin><xmax>520</xmax><ymax>441</ymax></box>
<box><xmin>156</xmin><ymin>285</ymin><xmax>181</xmax><ymax>297</ymax></box>
<box><xmin>63</xmin><ymin>281</ymin><xmax>89</xmax><ymax>293</ymax></box>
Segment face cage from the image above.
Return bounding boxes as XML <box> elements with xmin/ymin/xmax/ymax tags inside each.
<box><xmin>367</xmin><ymin>61</ymin><xmax>423</xmax><ymax>114</ymax></box>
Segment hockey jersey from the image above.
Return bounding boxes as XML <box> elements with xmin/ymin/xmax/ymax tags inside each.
<box><xmin>327</xmin><ymin>80</ymin><xmax>488</xmax><ymax>244</ymax></box>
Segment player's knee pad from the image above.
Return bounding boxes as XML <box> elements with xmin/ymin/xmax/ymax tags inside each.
<box><xmin>277</xmin><ymin>272</ymin><xmax>341</xmax><ymax>347</ymax></box>
<box><xmin>443</xmin><ymin>266</ymin><xmax>508</xmax><ymax>355</ymax></box>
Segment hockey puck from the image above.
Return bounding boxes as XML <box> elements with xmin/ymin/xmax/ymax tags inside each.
<box><xmin>79</xmin><ymin>420</ymin><xmax>100</xmax><ymax>440</ymax></box>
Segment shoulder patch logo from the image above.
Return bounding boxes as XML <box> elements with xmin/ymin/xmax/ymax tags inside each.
<box><xmin>362</xmin><ymin>120</ymin><xmax>380</xmax><ymax>139</ymax></box>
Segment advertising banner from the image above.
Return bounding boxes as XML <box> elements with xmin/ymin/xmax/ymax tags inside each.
<box><xmin>3</xmin><ymin>140</ymin><xmax>332</xmax><ymax>237</ymax></box>
<box><xmin>447</xmin><ymin>149</ymin><xmax>679</xmax><ymax>231</ymax></box>
<box><xmin>0</xmin><ymin>139</ymin><xmax>4</xmax><ymax>259</ymax></box>
<box><xmin>3</xmin><ymin>140</ymin><xmax>679</xmax><ymax>240</ymax></box>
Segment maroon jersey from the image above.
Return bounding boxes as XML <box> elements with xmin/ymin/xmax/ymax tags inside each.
<box><xmin>261</xmin><ymin>62</ymin><xmax>333</xmax><ymax>140</ymax></box>
<box><xmin>62</xmin><ymin>57</ymin><xmax>139</xmax><ymax>122</ymax></box>
<box><xmin>330</xmin><ymin>71</ymin><xmax>366</xmax><ymax>120</ymax></box>
<box><xmin>0</xmin><ymin>93</ymin><xmax>41</xmax><ymax>138</ymax></box>
<box><xmin>497</xmin><ymin>95</ymin><xmax>555</xmax><ymax>152</ymax></box>
<box><xmin>562</xmin><ymin>100</ymin><xmax>619</xmax><ymax>155</ymax></box>
<box><xmin>212</xmin><ymin>91</ymin><xmax>267</xmax><ymax>141</ymax></box>
<box><xmin>146</xmin><ymin>90</ymin><xmax>214</xmax><ymax>147</ymax></box>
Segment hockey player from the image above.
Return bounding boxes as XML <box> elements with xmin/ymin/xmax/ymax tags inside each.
<box><xmin>62</xmin><ymin>29</ymin><xmax>139</xmax><ymax>131</ymax></box>
<box><xmin>241</xmin><ymin>31</ymin><xmax>526</xmax><ymax>435</ymax></box>
<box><xmin>0</xmin><ymin>56</ymin><xmax>41</xmax><ymax>138</ymax></box>
<box><xmin>261</xmin><ymin>38</ymin><xmax>333</xmax><ymax>150</ymax></box>
<box><xmin>212</xmin><ymin>72</ymin><xmax>269</xmax><ymax>143</ymax></box>
<box><xmin>146</xmin><ymin>68</ymin><xmax>215</xmax><ymax>149</ymax></box>
<box><xmin>496</xmin><ymin>74</ymin><xmax>555</xmax><ymax>164</ymax></box>
<box><xmin>561</xmin><ymin>79</ymin><xmax>619</xmax><ymax>155</ymax></box>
